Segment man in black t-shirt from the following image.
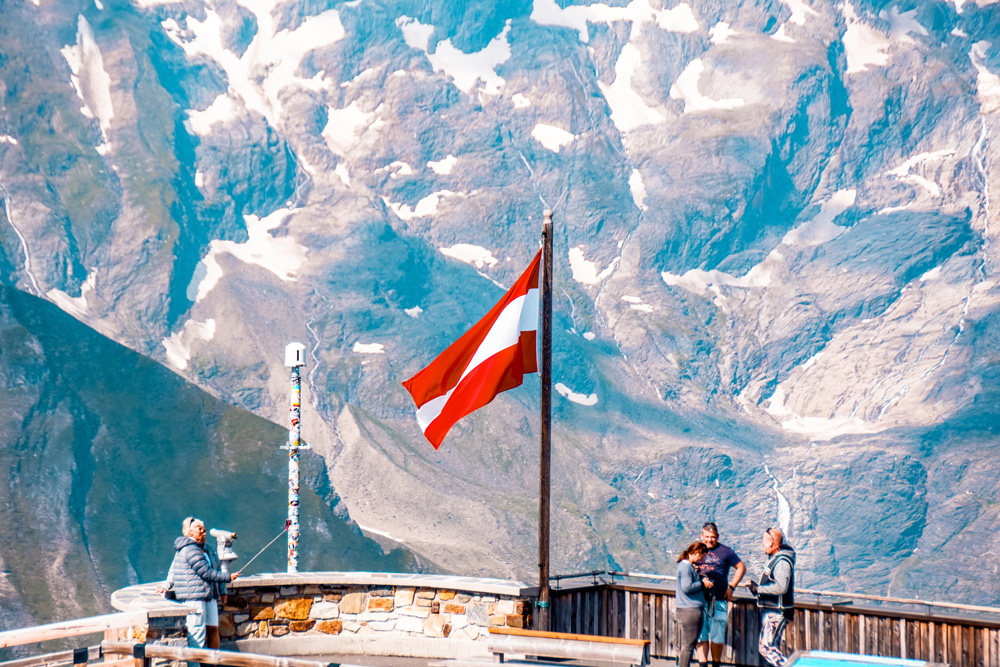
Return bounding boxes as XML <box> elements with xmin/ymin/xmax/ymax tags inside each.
<box><xmin>695</xmin><ymin>522</ymin><xmax>745</xmax><ymax>667</ymax></box>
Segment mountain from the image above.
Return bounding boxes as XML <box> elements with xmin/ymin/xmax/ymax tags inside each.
<box><xmin>1</xmin><ymin>0</ymin><xmax>999</xmax><ymax>618</ymax></box>
<box><xmin>0</xmin><ymin>285</ymin><xmax>415</xmax><ymax>633</ymax></box>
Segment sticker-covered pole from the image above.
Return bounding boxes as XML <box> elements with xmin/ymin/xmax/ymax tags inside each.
<box><xmin>284</xmin><ymin>342</ymin><xmax>306</xmax><ymax>573</ymax></box>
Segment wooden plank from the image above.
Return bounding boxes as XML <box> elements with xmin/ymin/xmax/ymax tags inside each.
<box><xmin>0</xmin><ymin>613</ymin><xmax>149</xmax><ymax>649</ymax></box>
<box><xmin>747</xmin><ymin>603</ymin><xmax>761</xmax><ymax>666</ymax></box>
<box><xmin>867</xmin><ymin>613</ymin><xmax>878</xmax><ymax>656</ymax></box>
<box><xmin>732</xmin><ymin>603</ymin><xmax>745</xmax><ymax>666</ymax></box>
<box><xmin>652</xmin><ymin>595</ymin><xmax>663</xmax><ymax>657</ymax></box>
<box><xmin>837</xmin><ymin>612</ymin><xmax>848</xmax><ymax>654</ymax></box>
<box><xmin>104</xmin><ymin>642</ymin><xmax>370</xmax><ymax>667</ymax></box>
<box><xmin>666</xmin><ymin>595</ymin><xmax>676</xmax><ymax>660</ymax></box>
<box><xmin>488</xmin><ymin>628</ymin><xmax>648</xmax><ymax>646</ymax></box>
<box><xmin>950</xmin><ymin>623</ymin><xmax>962</xmax><ymax>667</ymax></box>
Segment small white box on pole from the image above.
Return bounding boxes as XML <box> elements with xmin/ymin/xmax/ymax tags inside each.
<box><xmin>285</xmin><ymin>343</ymin><xmax>306</xmax><ymax>367</ymax></box>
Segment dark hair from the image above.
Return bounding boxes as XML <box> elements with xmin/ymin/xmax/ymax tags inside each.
<box><xmin>677</xmin><ymin>541</ymin><xmax>708</xmax><ymax>563</ymax></box>
<box><xmin>702</xmin><ymin>522</ymin><xmax>718</xmax><ymax>535</ymax></box>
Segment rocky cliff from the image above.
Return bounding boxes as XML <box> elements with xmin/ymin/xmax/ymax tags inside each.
<box><xmin>1</xmin><ymin>0</ymin><xmax>999</xmax><ymax>622</ymax></box>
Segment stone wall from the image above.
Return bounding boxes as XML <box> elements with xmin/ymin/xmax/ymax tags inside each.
<box><xmin>220</xmin><ymin>583</ymin><xmax>532</xmax><ymax>643</ymax></box>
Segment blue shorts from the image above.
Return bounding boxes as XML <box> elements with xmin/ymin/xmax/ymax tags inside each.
<box><xmin>698</xmin><ymin>599</ymin><xmax>729</xmax><ymax>644</ymax></box>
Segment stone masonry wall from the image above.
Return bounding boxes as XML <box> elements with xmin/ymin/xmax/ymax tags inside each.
<box><xmin>220</xmin><ymin>584</ymin><xmax>532</xmax><ymax>643</ymax></box>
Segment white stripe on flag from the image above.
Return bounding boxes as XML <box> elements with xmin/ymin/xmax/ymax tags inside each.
<box><xmin>414</xmin><ymin>288</ymin><xmax>538</xmax><ymax>432</ymax></box>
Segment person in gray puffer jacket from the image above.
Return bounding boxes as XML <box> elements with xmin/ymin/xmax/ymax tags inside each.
<box><xmin>161</xmin><ymin>517</ymin><xmax>238</xmax><ymax>661</ymax></box>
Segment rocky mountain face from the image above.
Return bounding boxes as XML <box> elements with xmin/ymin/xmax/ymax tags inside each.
<box><xmin>1</xmin><ymin>0</ymin><xmax>1000</xmax><ymax>623</ymax></box>
<box><xmin>0</xmin><ymin>285</ymin><xmax>414</xmax><ymax>635</ymax></box>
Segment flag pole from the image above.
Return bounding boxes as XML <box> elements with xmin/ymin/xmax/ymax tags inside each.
<box><xmin>538</xmin><ymin>210</ymin><xmax>553</xmax><ymax>631</ymax></box>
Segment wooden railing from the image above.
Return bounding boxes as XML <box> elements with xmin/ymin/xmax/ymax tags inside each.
<box><xmin>101</xmin><ymin>641</ymin><xmax>338</xmax><ymax>667</ymax></box>
<box><xmin>0</xmin><ymin>612</ymin><xmax>149</xmax><ymax>667</ymax></box>
<box><xmin>549</xmin><ymin>579</ymin><xmax>1000</xmax><ymax>667</ymax></box>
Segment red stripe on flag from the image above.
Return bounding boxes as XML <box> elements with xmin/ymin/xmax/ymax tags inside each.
<box><xmin>423</xmin><ymin>330</ymin><xmax>537</xmax><ymax>448</ymax></box>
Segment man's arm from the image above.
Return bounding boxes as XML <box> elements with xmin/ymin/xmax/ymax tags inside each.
<box><xmin>187</xmin><ymin>547</ymin><xmax>231</xmax><ymax>584</ymax></box>
<box><xmin>727</xmin><ymin>561</ymin><xmax>746</xmax><ymax>601</ymax></box>
<box><xmin>755</xmin><ymin>559</ymin><xmax>791</xmax><ymax>596</ymax></box>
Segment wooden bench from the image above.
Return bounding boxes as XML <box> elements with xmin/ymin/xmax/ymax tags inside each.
<box><xmin>430</xmin><ymin>628</ymin><xmax>649</xmax><ymax>667</ymax></box>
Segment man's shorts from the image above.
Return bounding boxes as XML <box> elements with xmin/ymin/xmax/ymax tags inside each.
<box><xmin>698</xmin><ymin>599</ymin><xmax>729</xmax><ymax>644</ymax></box>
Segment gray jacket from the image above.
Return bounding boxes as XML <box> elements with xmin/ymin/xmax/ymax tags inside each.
<box><xmin>167</xmin><ymin>536</ymin><xmax>229</xmax><ymax>601</ymax></box>
<box><xmin>756</xmin><ymin>545</ymin><xmax>795</xmax><ymax>616</ymax></box>
<box><xmin>675</xmin><ymin>560</ymin><xmax>706</xmax><ymax>609</ymax></box>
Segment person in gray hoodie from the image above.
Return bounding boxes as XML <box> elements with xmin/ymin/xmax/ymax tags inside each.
<box><xmin>675</xmin><ymin>541</ymin><xmax>714</xmax><ymax>667</ymax></box>
<box><xmin>161</xmin><ymin>518</ymin><xmax>238</xmax><ymax>659</ymax></box>
<box><xmin>745</xmin><ymin>528</ymin><xmax>795</xmax><ymax>667</ymax></box>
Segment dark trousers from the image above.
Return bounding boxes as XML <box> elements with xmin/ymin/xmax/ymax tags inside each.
<box><xmin>676</xmin><ymin>606</ymin><xmax>704</xmax><ymax>667</ymax></box>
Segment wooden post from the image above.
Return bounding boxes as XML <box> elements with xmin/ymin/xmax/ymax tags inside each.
<box><xmin>131</xmin><ymin>644</ymin><xmax>149</xmax><ymax>667</ymax></box>
<box><xmin>538</xmin><ymin>210</ymin><xmax>553</xmax><ymax>631</ymax></box>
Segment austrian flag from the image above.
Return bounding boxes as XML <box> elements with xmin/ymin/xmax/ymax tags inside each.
<box><xmin>402</xmin><ymin>251</ymin><xmax>542</xmax><ymax>448</ymax></box>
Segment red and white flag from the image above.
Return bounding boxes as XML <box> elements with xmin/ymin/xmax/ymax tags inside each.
<box><xmin>402</xmin><ymin>250</ymin><xmax>541</xmax><ymax>449</ymax></box>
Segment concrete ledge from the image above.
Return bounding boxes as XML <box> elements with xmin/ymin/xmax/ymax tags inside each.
<box><xmin>110</xmin><ymin>582</ymin><xmax>196</xmax><ymax>618</ymax></box>
<box><xmin>229</xmin><ymin>635</ymin><xmax>491</xmax><ymax>659</ymax></box>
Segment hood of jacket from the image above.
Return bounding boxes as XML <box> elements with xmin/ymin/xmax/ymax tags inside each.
<box><xmin>174</xmin><ymin>535</ymin><xmax>200</xmax><ymax>551</ymax></box>
<box><xmin>774</xmin><ymin>545</ymin><xmax>795</xmax><ymax>564</ymax></box>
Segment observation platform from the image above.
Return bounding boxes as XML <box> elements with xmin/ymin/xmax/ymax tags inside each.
<box><xmin>2</xmin><ymin>571</ymin><xmax>994</xmax><ymax>667</ymax></box>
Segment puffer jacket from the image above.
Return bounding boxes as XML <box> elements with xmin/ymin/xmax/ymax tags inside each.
<box><xmin>167</xmin><ymin>536</ymin><xmax>229</xmax><ymax>601</ymax></box>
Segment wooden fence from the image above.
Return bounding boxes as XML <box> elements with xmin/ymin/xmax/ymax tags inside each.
<box><xmin>549</xmin><ymin>580</ymin><xmax>1000</xmax><ymax>666</ymax></box>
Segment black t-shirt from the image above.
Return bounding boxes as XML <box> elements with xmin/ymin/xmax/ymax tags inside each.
<box><xmin>698</xmin><ymin>543</ymin><xmax>742</xmax><ymax>601</ymax></box>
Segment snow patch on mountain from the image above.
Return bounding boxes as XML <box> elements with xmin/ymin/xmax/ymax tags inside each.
<box><xmin>842</xmin><ymin>1</ymin><xmax>890</xmax><ymax>75</ymax></box>
<box><xmin>599</xmin><ymin>44</ymin><xmax>665</xmax><ymax>131</ymax></box>
<box><xmin>555</xmin><ymin>383</ymin><xmax>598</xmax><ymax>406</ymax></box>
<box><xmin>766</xmin><ymin>386</ymin><xmax>881</xmax><ymax>440</ymax></box>
<box><xmin>0</xmin><ymin>135</ymin><xmax>18</xmax><ymax>145</ymax></box>
<box><xmin>187</xmin><ymin>94</ymin><xmax>238</xmax><ymax>136</ymax></box>
<box><xmin>376</xmin><ymin>161</ymin><xmax>413</xmax><ymax>179</ymax></box>
<box><xmin>531</xmin><ymin>124</ymin><xmax>575</xmax><ymax>152</ymax></box>
<box><xmin>780</xmin><ymin>0</ymin><xmax>818</xmax><ymax>25</ymax></box>
<box><xmin>512</xmin><ymin>93</ymin><xmax>531</xmax><ymax>108</ymax></box>
<box><xmin>162</xmin><ymin>318</ymin><xmax>216</xmax><ymax>370</ymax></box>
<box><xmin>47</xmin><ymin>268</ymin><xmax>97</xmax><ymax>318</ymax></box>
<box><xmin>323</xmin><ymin>101</ymin><xmax>379</xmax><ymax>155</ymax></box>
<box><xmin>670</xmin><ymin>59</ymin><xmax>745</xmax><ymax>113</ymax></box>
<box><xmin>622</xmin><ymin>295</ymin><xmax>653</xmax><ymax>312</ymax></box>
<box><xmin>162</xmin><ymin>5</ymin><xmax>343</xmax><ymax>129</ymax></box>
<box><xmin>569</xmin><ymin>247</ymin><xmax>619</xmax><ymax>284</ymax></box>
<box><xmin>398</xmin><ymin>17</ymin><xmax>511</xmax><ymax>96</ymax></box>
<box><xmin>782</xmin><ymin>189</ymin><xmax>856</xmax><ymax>247</ymax></box>
<box><xmin>404</xmin><ymin>306</ymin><xmax>423</xmax><ymax>318</ymax></box>
<box><xmin>191</xmin><ymin>208</ymin><xmax>307</xmax><ymax>302</ymax></box>
<box><xmin>629</xmin><ymin>169</ymin><xmax>648</xmax><ymax>211</ymax></box>
<box><xmin>662</xmin><ymin>260</ymin><xmax>772</xmax><ymax>297</ymax></box>
<box><xmin>439</xmin><ymin>244</ymin><xmax>499</xmax><ymax>269</ymax></box>
<box><xmin>880</xmin><ymin>5</ymin><xmax>928</xmax><ymax>44</ymax></box>
<box><xmin>771</xmin><ymin>25</ymin><xmax>795</xmax><ymax>43</ymax></box>
<box><xmin>61</xmin><ymin>15</ymin><xmax>114</xmax><ymax>143</ymax></box>
<box><xmin>887</xmin><ymin>150</ymin><xmax>956</xmax><ymax>197</ymax></box>
<box><xmin>397</xmin><ymin>16</ymin><xmax>433</xmax><ymax>50</ymax></box>
<box><xmin>428</xmin><ymin>155</ymin><xmax>457</xmax><ymax>175</ymax></box>
<box><xmin>709</xmin><ymin>22</ymin><xmax>736</xmax><ymax>44</ymax></box>
<box><xmin>384</xmin><ymin>190</ymin><xmax>462</xmax><ymax>220</ymax></box>
<box><xmin>353</xmin><ymin>342</ymin><xmax>385</xmax><ymax>354</ymax></box>
<box><xmin>530</xmin><ymin>0</ymin><xmax>697</xmax><ymax>43</ymax></box>
<box><xmin>970</xmin><ymin>42</ymin><xmax>1000</xmax><ymax>115</ymax></box>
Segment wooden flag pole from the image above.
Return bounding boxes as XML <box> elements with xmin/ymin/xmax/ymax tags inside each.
<box><xmin>538</xmin><ymin>210</ymin><xmax>553</xmax><ymax>631</ymax></box>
